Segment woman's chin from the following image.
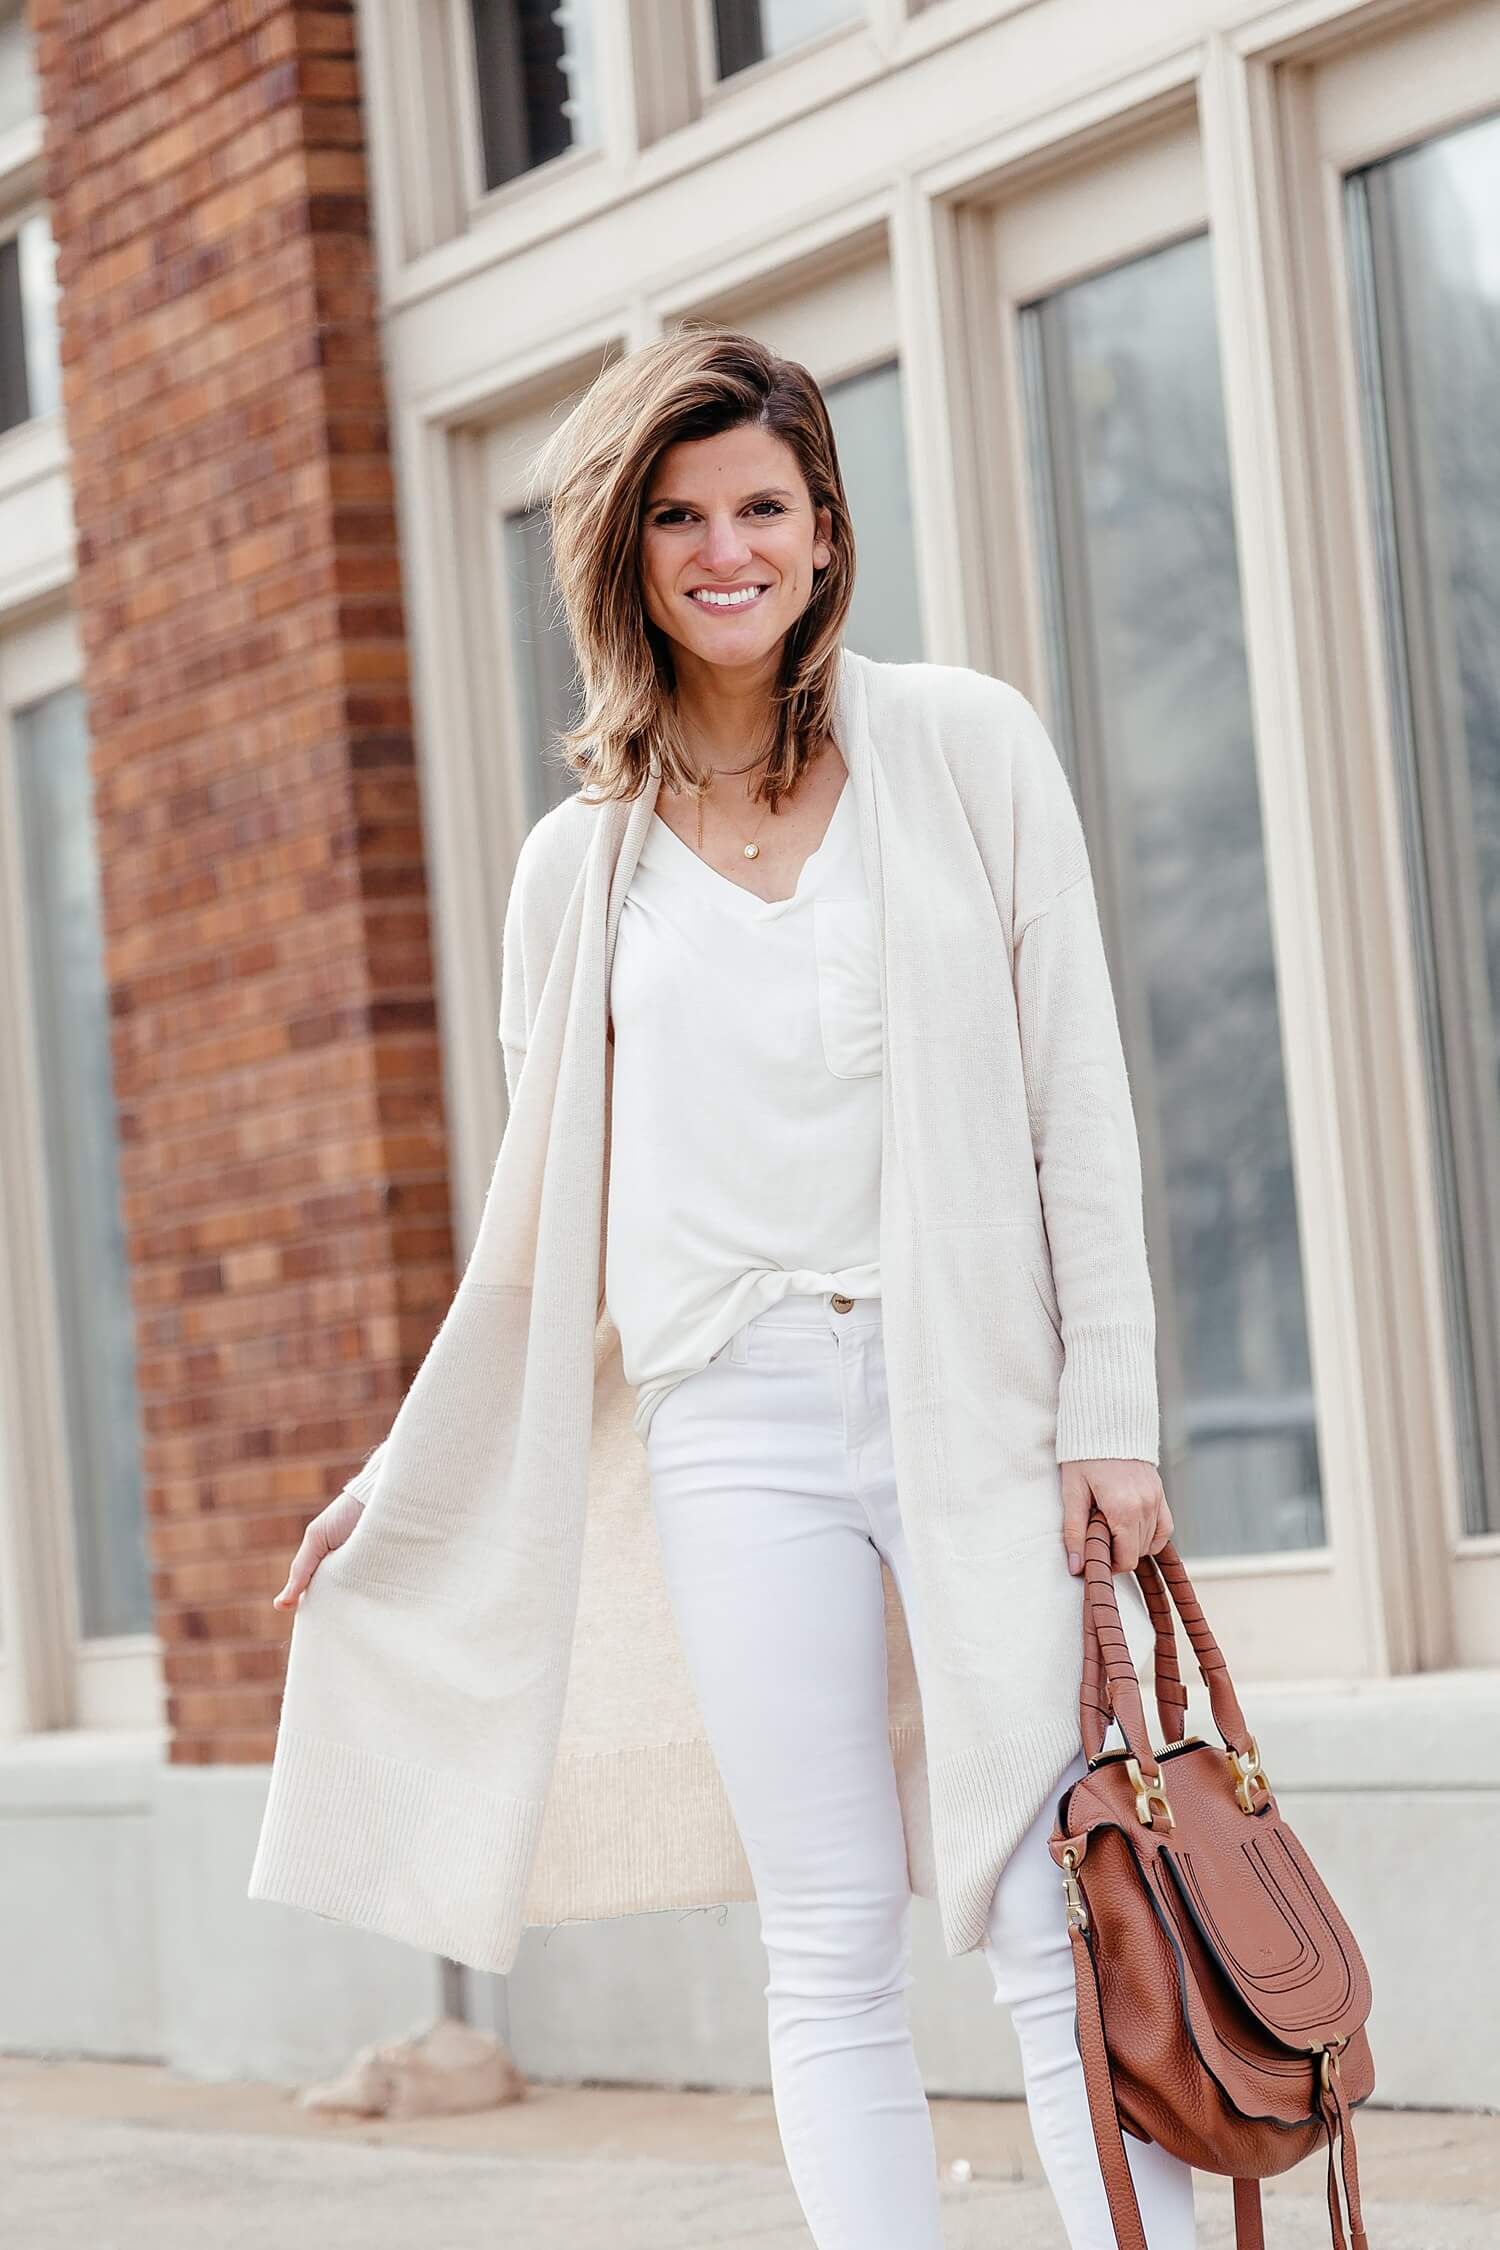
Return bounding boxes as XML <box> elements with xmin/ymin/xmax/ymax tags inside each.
<box><xmin>670</xmin><ymin>617</ymin><xmax>788</xmax><ymax>669</ymax></box>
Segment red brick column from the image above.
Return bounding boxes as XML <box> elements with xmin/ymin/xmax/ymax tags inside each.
<box><xmin>31</xmin><ymin>4</ymin><xmax>454</xmax><ymax>1762</ymax></box>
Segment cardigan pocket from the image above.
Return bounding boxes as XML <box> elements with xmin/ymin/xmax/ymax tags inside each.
<box><xmin>921</xmin><ymin>1220</ymin><xmax>1068</xmax><ymax>1559</ymax></box>
<box><xmin>1023</xmin><ymin>1240</ymin><xmax>1064</xmax><ymax>1353</ymax></box>
<box><xmin>813</xmin><ymin>899</ymin><xmax>884</xmax><ymax>1079</ymax></box>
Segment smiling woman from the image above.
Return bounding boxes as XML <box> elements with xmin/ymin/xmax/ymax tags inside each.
<box><xmin>257</xmin><ymin>325</ymin><xmax>1185</xmax><ymax>2250</ymax></box>
<box><xmin>518</xmin><ymin>324</ymin><xmax>857</xmax><ymax>833</ymax></box>
<box><xmin>642</xmin><ymin>432</ymin><xmax>830</xmax><ymax>684</ymax></box>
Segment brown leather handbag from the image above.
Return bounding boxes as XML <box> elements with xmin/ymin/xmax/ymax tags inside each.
<box><xmin>1048</xmin><ymin>1503</ymin><xmax>1376</xmax><ymax>2249</ymax></box>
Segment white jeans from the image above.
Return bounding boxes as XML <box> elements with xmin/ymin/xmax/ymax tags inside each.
<box><xmin>644</xmin><ymin>1290</ymin><xmax>1198</xmax><ymax>2250</ymax></box>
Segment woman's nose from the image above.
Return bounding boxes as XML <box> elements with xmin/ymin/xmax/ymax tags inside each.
<box><xmin>697</xmin><ymin>516</ymin><xmax>753</xmax><ymax>569</ymax></box>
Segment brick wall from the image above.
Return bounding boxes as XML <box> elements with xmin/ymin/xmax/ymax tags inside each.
<box><xmin>31</xmin><ymin>2</ymin><xmax>454</xmax><ymax>1762</ymax></box>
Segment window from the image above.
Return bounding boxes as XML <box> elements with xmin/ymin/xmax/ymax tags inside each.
<box><xmin>1346</xmin><ymin>107</ymin><xmax>1500</xmax><ymax>1537</ymax></box>
<box><xmin>13</xmin><ymin>687</ymin><xmax>151</xmax><ymax>1643</ymax></box>
<box><xmin>0</xmin><ymin>211</ymin><xmax>61</xmax><ymax>435</ymax></box>
<box><xmin>825</xmin><ymin>359</ymin><xmax>923</xmax><ymax>668</ymax></box>
<box><xmin>0</xmin><ymin>1</ymin><xmax>38</xmax><ymax>141</ymax></box>
<box><xmin>469</xmin><ymin>0</ymin><xmax>599</xmax><ymax>192</ymax></box>
<box><xmin>710</xmin><ymin>0</ymin><xmax>861</xmax><ymax>80</ymax></box>
<box><xmin>1021</xmin><ymin>231</ymin><xmax>1320</xmax><ymax>1564</ymax></box>
<box><xmin>503</xmin><ymin>502</ymin><xmax>582</xmax><ymax>826</ymax></box>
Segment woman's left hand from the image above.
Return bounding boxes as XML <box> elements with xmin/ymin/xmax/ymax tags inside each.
<box><xmin>1061</xmin><ymin>1459</ymin><xmax>1173</xmax><ymax>1577</ymax></box>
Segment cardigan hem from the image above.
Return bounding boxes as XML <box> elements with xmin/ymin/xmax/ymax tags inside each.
<box><xmin>930</xmin><ymin>1712</ymin><xmax>1097</xmax><ymax>1958</ymax></box>
<box><xmin>246</xmin><ymin>1729</ymin><xmax>545</xmax><ymax>1977</ymax></box>
<box><xmin>522</xmin><ymin>1722</ymin><xmax>935</xmax><ymax>1931</ymax></box>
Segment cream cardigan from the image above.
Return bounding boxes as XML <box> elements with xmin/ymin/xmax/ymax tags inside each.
<box><xmin>247</xmin><ymin>645</ymin><xmax>1159</xmax><ymax>1975</ymax></box>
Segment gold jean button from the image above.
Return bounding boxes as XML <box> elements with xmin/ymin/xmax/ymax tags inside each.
<box><xmin>830</xmin><ymin>1293</ymin><xmax>855</xmax><ymax>1313</ymax></box>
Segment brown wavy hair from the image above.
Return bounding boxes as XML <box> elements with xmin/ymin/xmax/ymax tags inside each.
<box><xmin>526</xmin><ymin>324</ymin><xmax>856</xmax><ymax>812</ymax></box>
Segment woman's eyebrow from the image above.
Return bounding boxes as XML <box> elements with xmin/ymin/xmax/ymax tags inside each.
<box><xmin>645</xmin><ymin>486</ymin><xmax>797</xmax><ymax>508</ymax></box>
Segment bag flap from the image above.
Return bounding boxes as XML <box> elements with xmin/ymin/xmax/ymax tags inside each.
<box><xmin>1152</xmin><ymin>1806</ymin><xmax>1373</xmax><ymax>2050</ymax></box>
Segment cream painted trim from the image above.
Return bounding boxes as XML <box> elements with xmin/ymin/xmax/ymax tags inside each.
<box><xmin>75</xmin><ymin>1637</ymin><xmax>167</xmax><ymax>1732</ymax></box>
<box><xmin>1197</xmin><ymin>36</ymin><xmax>1395</xmax><ymax>1674</ymax></box>
<box><xmin>628</xmin><ymin>0</ymin><xmax>701</xmax><ymax>148</ymax></box>
<box><xmin>1305</xmin><ymin>0</ymin><xmax>1500</xmax><ymax>154</ymax></box>
<box><xmin>0</xmin><ymin>115</ymin><xmax>42</xmax><ymax>204</ymax></box>
<box><xmin>889</xmin><ymin>173</ymin><xmax>972</xmax><ymax>665</ymax></box>
<box><xmin>1232</xmin><ymin>0</ymin><xmax>1477</xmax><ymax>65</ymax></box>
<box><xmin>362</xmin><ymin>3</ymin><xmax>1202</xmax><ymax>323</ymax></box>
<box><xmin>662</xmin><ymin>227</ymin><xmax>895</xmax><ymax>362</ymax></box>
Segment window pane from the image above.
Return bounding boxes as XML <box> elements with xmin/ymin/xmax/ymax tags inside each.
<box><xmin>1023</xmin><ymin>232</ymin><xmax>1323</xmax><ymax>1559</ymax></box>
<box><xmin>470</xmin><ymin>0</ymin><xmax>597</xmax><ymax>192</ymax></box>
<box><xmin>0</xmin><ymin>2</ymin><xmax>39</xmax><ymax>139</ymax></box>
<box><xmin>14</xmin><ymin>688</ymin><xmax>151</xmax><ymax>1639</ymax></box>
<box><xmin>503</xmin><ymin>503</ymin><xmax>582</xmax><ymax>825</ymax></box>
<box><xmin>18</xmin><ymin>213</ymin><xmax>61</xmax><ymax>421</ymax></box>
<box><xmin>1348</xmin><ymin>110</ymin><xmax>1500</xmax><ymax>1535</ymax></box>
<box><xmin>0</xmin><ymin>215</ymin><xmax>59</xmax><ymax>435</ymax></box>
<box><xmin>712</xmin><ymin>0</ymin><xmax>861</xmax><ymax>80</ymax></box>
<box><xmin>826</xmin><ymin>359</ymin><xmax>923</xmax><ymax>666</ymax></box>
<box><xmin>0</xmin><ymin>233</ymin><xmax>26</xmax><ymax>434</ymax></box>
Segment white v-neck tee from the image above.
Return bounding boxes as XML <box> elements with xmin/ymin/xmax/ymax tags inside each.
<box><xmin>606</xmin><ymin>777</ymin><xmax>883</xmax><ymax>1440</ymax></box>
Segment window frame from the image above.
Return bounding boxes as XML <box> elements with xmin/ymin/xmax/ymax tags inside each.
<box><xmin>953</xmin><ymin>105</ymin><xmax>1383</xmax><ymax>1678</ymax></box>
<box><xmin>693</xmin><ymin>0</ymin><xmax>869</xmax><ymax>104</ymax></box>
<box><xmin>0</xmin><ymin>609</ymin><xmax>165</xmax><ymax>1739</ymax></box>
<box><xmin>1262</xmin><ymin>0</ymin><xmax>1500</xmax><ymax>1665</ymax></box>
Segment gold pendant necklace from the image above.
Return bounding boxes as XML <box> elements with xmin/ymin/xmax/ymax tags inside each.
<box><xmin>694</xmin><ymin>758</ymin><xmax>778</xmax><ymax>860</ymax></box>
<box><xmin>739</xmin><ymin>797</ymin><xmax>775</xmax><ymax>860</ymax></box>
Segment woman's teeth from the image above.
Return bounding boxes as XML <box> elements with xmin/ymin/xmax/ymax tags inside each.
<box><xmin>690</xmin><ymin>585</ymin><xmax>769</xmax><ymax>608</ymax></box>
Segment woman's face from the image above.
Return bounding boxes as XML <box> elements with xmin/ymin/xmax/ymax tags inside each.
<box><xmin>639</xmin><ymin>423</ymin><xmax>833</xmax><ymax>687</ymax></box>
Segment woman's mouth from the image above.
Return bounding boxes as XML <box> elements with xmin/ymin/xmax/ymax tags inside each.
<box><xmin>688</xmin><ymin>584</ymin><xmax>771</xmax><ymax>611</ymax></box>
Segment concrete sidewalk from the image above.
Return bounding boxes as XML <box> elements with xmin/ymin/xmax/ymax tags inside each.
<box><xmin>1</xmin><ymin>2056</ymin><xmax>1495</xmax><ymax>2247</ymax></box>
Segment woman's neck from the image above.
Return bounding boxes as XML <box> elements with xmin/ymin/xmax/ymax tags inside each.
<box><xmin>670</xmin><ymin>656</ymin><xmax>779</xmax><ymax>785</ymax></box>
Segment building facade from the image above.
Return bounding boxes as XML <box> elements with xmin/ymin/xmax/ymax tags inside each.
<box><xmin>0</xmin><ymin>0</ymin><xmax>1497</xmax><ymax>2100</ymax></box>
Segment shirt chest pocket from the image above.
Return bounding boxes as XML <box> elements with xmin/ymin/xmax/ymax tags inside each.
<box><xmin>812</xmin><ymin>899</ymin><xmax>884</xmax><ymax>1079</ymax></box>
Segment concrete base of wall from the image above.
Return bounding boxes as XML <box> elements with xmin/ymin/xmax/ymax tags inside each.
<box><xmin>1</xmin><ymin>1673</ymin><xmax>1493</xmax><ymax>2104</ymax></box>
<box><xmin>0</xmin><ymin>1735</ymin><xmax>441</xmax><ymax>2083</ymax></box>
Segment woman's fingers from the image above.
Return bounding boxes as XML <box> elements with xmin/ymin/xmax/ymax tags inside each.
<box><xmin>272</xmin><ymin>1530</ymin><xmax>320</xmax><ymax>1609</ymax></box>
<box><xmin>271</xmin><ymin>1494</ymin><xmax>363</xmax><ymax>1609</ymax></box>
<box><xmin>1114</xmin><ymin>1519</ymin><xmax>1144</xmax><ymax>1573</ymax></box>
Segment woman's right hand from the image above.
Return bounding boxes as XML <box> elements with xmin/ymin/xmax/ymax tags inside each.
<box><xmin>272</xmin><ymin>1491</ymin><xmax>365</xmax><ymax>1611</ymax></box>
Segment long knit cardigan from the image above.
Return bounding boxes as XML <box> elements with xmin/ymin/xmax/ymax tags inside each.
<box><xmin>247</xmin><ymin>645</ymin><xmax>1160</xmax><ymax>1975</ymax></box>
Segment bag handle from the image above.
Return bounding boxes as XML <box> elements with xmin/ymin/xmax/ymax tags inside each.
<box><xmin>1079</xmin><ymin>1500</ymin><xmax>1257</xmax><ymax>1776</ymax></box>
<box><xmin>1083</xmin><ymin>1547</ymin><xmax>1191</xmax><ymax>1754</ymax></box>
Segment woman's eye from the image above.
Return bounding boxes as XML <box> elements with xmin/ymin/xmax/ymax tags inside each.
<box><xmin>649</xmin><ymin>500</ymin><xmax>787</xmax><ymax>526</ymax></box>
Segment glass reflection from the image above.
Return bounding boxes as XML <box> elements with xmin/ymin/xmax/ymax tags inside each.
<box><xmin>1025</xmin><ymin>231</ymin><xmax>1323</xmax><ymax>1557</ymax></box>
<box><xmin>15</xmin><ymin>687</ymin><xmax>151</xmax><ymax>1638</ymax></box>
<box><xmin>1350</xmin><ymin>110</ymin><xmax>1500</xmax><ymax>1535</ymax></box>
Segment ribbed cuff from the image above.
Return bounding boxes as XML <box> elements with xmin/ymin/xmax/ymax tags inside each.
<box><xmin>343</xmin><ymin>1440</ymin><xmax>387</xmax><ymax>1507</ymax></box>
<box><xmin>1055</xmin><ymin>1321</ymin><xmax>1159</xmax><ymax>1465</ymax></box>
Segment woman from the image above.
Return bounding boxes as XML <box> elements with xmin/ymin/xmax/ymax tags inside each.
<box><xmin>251</xmin><ymin>327</ymin><xmax>1195</xmax><ymax>2249</ymax></box>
